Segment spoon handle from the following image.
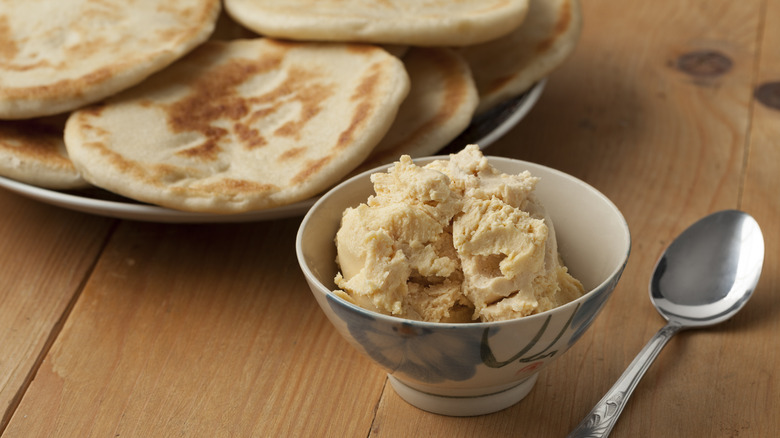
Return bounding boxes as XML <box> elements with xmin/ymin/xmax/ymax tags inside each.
<box><xmin>567</xmin><ymin>321</ymin><xmax>682</xmax><ymax>438</ymax></box>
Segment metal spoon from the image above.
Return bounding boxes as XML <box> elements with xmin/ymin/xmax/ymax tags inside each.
<box><xmin>568</xmin><ymin>209</ymin><xmax>764</xmax><ymax>437</ymax></box>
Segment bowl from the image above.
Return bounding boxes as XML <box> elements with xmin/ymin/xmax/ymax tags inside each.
<box><xmin>295</xmin><ymin>155</ymin><xmax>631</xmax><ymax>416</ymax></box>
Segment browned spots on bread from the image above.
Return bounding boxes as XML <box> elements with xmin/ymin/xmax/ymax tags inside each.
<box><xmin>258</xmin><ymin>66</ymin><xmax>331</xmax><ymax>139</ymax></box>
<box><xmin>65</xmin><ymin>38</ymin><xmax>109</xmax><ymax>64</ymax></box>
<box><xmin>271</xmin><ymin>87</ymin><xmax>330</xmax><ymax>138</ymax></box>
<box><xmin>536</xmin><ymin>1</ymin><xmax>572</xmax><ymax>53</ymax></box>
<box><xmin>55</xmin><ymin>38</ymin><xmax>410</xmax><ymax>211</ymax></box>
<box><xmin>166</xmin><ymin>61</ymin><xmax>256</xmax><ymax>131</ymax></box>
<box><xmin>278</xmin><ymin>146</ymin><xmax>307</xmax><ymax>161</ymax></box>
<box><xmin>63</xmin><ymin>2</ymin><xmax>122</xmax><ymax>62</ymax></box>
<box><xmin>176</xmin><ymin>139</ymin><xmax>222</xmax><ymax>161</ymax></box>
<box><xmin>291</xmin><ymin>156</ymin><xmax>332</xmax><ymax>184</ymax></box>
<box><xmin>195</xmin><ymin>178</ymin><xmax>277</xmax><ymax>195</ymax></box>
<box><xmin>80</xmin><ymin>0</ymin><xmax>122</xmax><ymax>21</ymax></box>
<box><xmin>234</xmin><ymin>123</ymin><xmax>266</xmax><ymax>149</ymax></box>
<box><xmin>79</xmin><ymin>102</ymin><xmax>107</xmax><ymax>118</ymax></box>
<box><xmin>353</xmin><ymin>62</ymin><xmax>383</xmax><ymax>101</ymax></box>
<box><xmin>76</xmin><ymin>137</ymin><xmax>269</xmax><ymax>197</ymax></box>
<box><xmin>337</xmin><ymin>101</ymin><xmax>370</xmax><ymax>150</ymax></box>
<box><xmin>337</xmin><ymin>62</ymin><xmax>383</xmax><ymax>149</ymax></box>
<box><xmin>0</xmin><ymin>16</ymin><xmax>19</xmax><ymax>62</ymax></box>
<box><xmin>82</xmin><ymin>138</ymin><xmax>160</xmax><ymax>188</ymax></box>
<box><xmin>165</xmin><ymin>47</ymin><xmax>282</xmax><ymax>160</ymax></box>
<box><xmin>0</xmin><ymin>59</ymin><xmax>51</xmax><ymax>72</ymax></box>
<box><xmin>2</xmin><ymin>65</ymin><xmax>116</xmax><ymax>100</ymax></box>
<box><xmin>0</xmin><ymin>0</ymin><xmax>221</xmax><ymax>118</ymax></box>
<box><xmin>247</xmin><ymin>107</ymin><xmax>275</xmax><ymax>122</ymax></box>
<box><xmin>163</xmin><ymin>42</ymin><xmax>335</xmax><ymax>160</ymax></box>
<box><xmin>77</xmin><ymin>119</ymin><xmax>111</xmax><ymax>138</ymax></box>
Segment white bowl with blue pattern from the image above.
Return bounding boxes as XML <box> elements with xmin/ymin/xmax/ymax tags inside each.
<box><xmin>296</xmin><ymin>155</ymin><xmax>631</xmax><ymax>416</ymax></box>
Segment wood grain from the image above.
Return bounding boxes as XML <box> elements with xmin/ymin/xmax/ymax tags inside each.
<box><xmin>4</xmin><ymin>218</ymin><xmax>387</xmax><ymax>437</ymax></box>
<box><xmin>1</xmin><ymin>0</ymin><xmax>778</xmax><ymax>437</ymax></box>
<box><xmin>0</xmin><ymin>194</ymin><xmax>114</xmax><ymax>432</ymax></box>
<box><xmin>739</xmin><ymin>0</ymin><xmax>780</xmax><ymax>435</ymax></box>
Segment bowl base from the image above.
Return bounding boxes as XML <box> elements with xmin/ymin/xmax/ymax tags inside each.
<box><xmin>387</xmin><ymin>373</ymin><xmax>539</xmax><ymax>417</ymax></box>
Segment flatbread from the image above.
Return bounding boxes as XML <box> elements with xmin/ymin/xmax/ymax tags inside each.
<box><xmin>64</xmin><ymin>39</ymin><xmax>410</xmax><ymax>213</ymax></box>
<box><xmin>356</xmin><ymin>47</ymin><xmax>478</xmax><ymax>173</ymax></box>
<box><xmin>0</xmin><ymin>115</ymin><xmax>88</xmax><ymax>189</ymax></box>
<box><xmin>0</xmin><ymin>0</ymin><xmax>220</xmax><ymax>119</ymax></box>
<box><xmin>224</xmin><ymin>0</ymin><xmax>529</xmax><ymax>47</ymax></box>
<box><xmin>459</xmin><ymin>0</ymin><xmax>582</xmax><ymax>114</ymax></box>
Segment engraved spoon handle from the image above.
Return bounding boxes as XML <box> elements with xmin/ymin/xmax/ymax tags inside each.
<box><xmin>567</xmin><ymin>321</ymin><xmax>683</xmax><ymax>438</ymax></box>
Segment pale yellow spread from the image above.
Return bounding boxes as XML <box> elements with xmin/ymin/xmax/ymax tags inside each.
<box><xmin>334</xmin><ymin>145</ymin><xmax>584</xmax><ymax>322</ymax></box>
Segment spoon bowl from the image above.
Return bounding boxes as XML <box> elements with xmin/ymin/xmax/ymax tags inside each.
<box><xmin>568</xmin><ymin>210</ymin><xmax>764</xmax><ymax>437</ymax></box>
<box><xmin>651</xmin><ymin>209</ymin><xmax>764</xmax><ymax>327</ymax></box>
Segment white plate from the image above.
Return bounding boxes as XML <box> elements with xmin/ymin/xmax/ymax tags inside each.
<box><xmin>0</xmin><ymin>80</ymin><xmax>545</xmax><ymax>223</ymax></box>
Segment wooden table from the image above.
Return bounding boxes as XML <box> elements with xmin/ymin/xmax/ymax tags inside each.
<box><xmin>2</xmin><ymin>1</ymin><xmax>778</xmax><ymax>436</ymax></box>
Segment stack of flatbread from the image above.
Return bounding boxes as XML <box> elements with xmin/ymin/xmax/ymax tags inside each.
<box><xmin>0</xmin><ymin>0</ymin><xmax>581</xmax><ymax>214</ymax></box>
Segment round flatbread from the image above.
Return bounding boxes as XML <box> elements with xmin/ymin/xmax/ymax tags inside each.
<box><xmin>224</xmin><ymin>0</ymin><xmax>529</xmax><ymax>47</ymax></box>
<box><xmin>0</xmin><ymin>115</ymin><xmax>88</xmax><ymax>189</ymax></box>
<box><xmin>357</xmin><ymin>47</ymin><xmax>478</xmax><ymax>173</ymax></box>
<box><xmin>0</xmin><ymin>0</ymin><xmax>220</xmax><ymax>119</ymax></box>
<box><xmin>64</xmin><ymin>39</ymin><xmax>410</xmax><ymax>213</ymax></box>
<box><xmin>459</xmin><ymin>0</ymin><xmax>582</xmax><ymax>114</ymax></box>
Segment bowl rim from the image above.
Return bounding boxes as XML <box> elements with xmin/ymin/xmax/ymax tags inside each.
<box><xmin>296</xmin><ymin>154</ymin><xmax>632</xmax><ymax>328</ymax></box>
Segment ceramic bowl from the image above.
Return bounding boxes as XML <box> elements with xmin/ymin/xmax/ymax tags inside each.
<box><xmin>295</xmin><ymin>155</ymin><xmax>631</xmax><ymax>416</ymax></box>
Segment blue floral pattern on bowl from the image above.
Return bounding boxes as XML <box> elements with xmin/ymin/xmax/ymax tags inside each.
<box><xmin>481</xmin><ymin>303</ymin><xmax>580</xmax><ymax>369</ymax></box>
<box><xmin>328</xmin><ymin>294</ymin><xmax>591</xmax><ymax>384</ymax></box>
<box><xmin>327</xmin><ymin>294</ymin><xmax>483</xmax><ymax>383</ymax></box>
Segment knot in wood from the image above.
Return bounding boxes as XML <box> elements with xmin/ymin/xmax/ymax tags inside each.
<box><xmin>676</xmin><ymin>50</ymin><xmax>733</xmax><ymax>77</ymax></box>
<box><xmin>754</xmin><ymin>81</ymin><xmax>780</xmax><ymax>111</ymax></box>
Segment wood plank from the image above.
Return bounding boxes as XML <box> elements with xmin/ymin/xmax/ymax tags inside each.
<box><xmin>0</xmin><ymin>192</ymin><xmax>115</xmax><ymax>431</ymax></box>
<box><xmin>739</xmin><ymin>0</ymin><xmax>780</xmax><ymax>435</ymax></box>
<box><xmin>371</xmin><ymin>0</ymin><xmax>765</xmax><ymax>436</ymax></box>
<box><xmin>3</xmin><ymin>218</ymin><xmax>386</xmax><ymax>437</ymax></box>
